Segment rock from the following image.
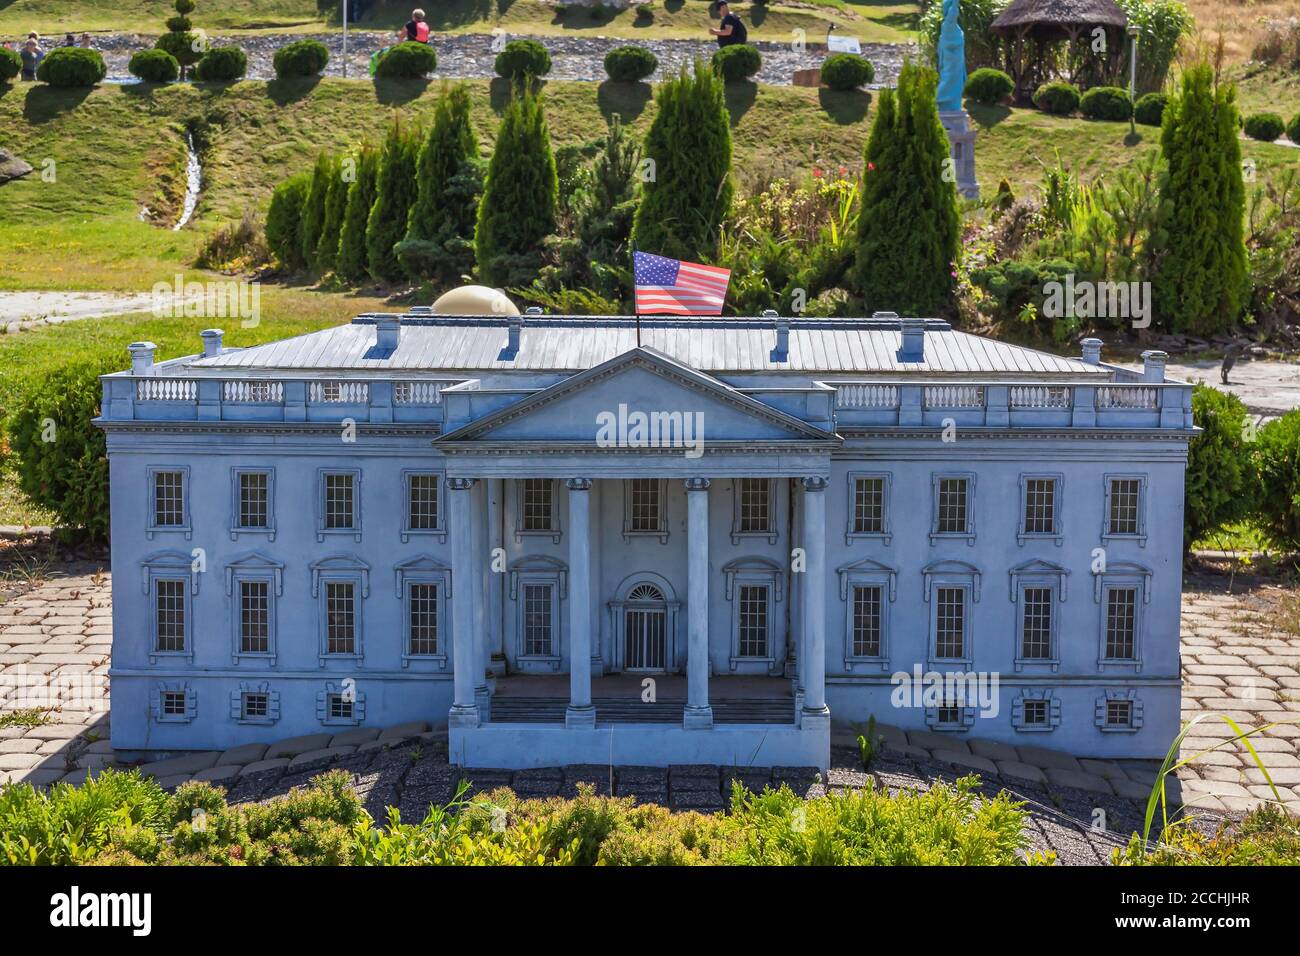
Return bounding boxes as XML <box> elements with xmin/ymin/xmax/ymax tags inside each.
<box><xmin>0</xmin><ymin>149</ymin><xmax>34</xmax><ymax>185</ymax></box>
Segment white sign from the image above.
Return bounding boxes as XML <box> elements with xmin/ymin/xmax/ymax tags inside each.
<box><xmin>826</xmin><ymin>33</ymin><xmax>862</xmax><ymax>54</ymax></box>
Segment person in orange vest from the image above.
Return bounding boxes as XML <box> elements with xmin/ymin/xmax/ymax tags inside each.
<box><xmin>404</xmin><ymin>8</ymin><xmax>431</xmax><ymax>43</ymax></box>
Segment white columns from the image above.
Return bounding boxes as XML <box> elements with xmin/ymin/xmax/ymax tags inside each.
<box><xmin>800</xmin><ymin>476</ymin><xmax>830</xmax><ymax>726</ymax></box>
<box><xmin>471</xmin><ymin>478</ymin><xmax>490</xmax><ymax>714</ymax></box>
<box><xmin>683</xmin><ymin>477</ymin><xmax>713</xmax><ymax>729</ymax></box>
<box><xmin>486</xmin><ymin>478</ymin><xmax>505</xmax><ymax>670</ymax></box>
<box><xmin>565</xmin><ymin>478</ymin><xmax>596</xmax><ymax>728</ymax></box>
<box><xmin>447</xmin><ymin>477</ymin><xmax>479</xmax><ymax>728</ymax></box>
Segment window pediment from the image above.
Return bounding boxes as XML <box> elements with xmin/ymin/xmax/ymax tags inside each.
<box><xmin>836</xmin><ymin>558</ymin><xmax>897</xmax><ymax>600</ymax></box>
<box><xmin>309</xmin><ymin>553</ymin><xmax>370</xmax><ymax>597</ymax></box>
<box><xmin>922</xmin><ymin>560</ymin><xmax>981</xmax><ymax>602</ymax></box>
<box><xmin>722</xmin><ymin>556</ymin><xmax>784</xmax><ymax>601</ymax></box>
<box><xmin>224</xmin><ymin>550</ymin><xmax>285</xmax><ymax>596</ymax></box>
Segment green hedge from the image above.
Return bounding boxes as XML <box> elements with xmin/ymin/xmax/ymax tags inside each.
<box><xmin>1253</xmin><ymin>409</ymin><xmax>1300</xmax><ymax>552</ymax></box>
<box><xmin>712</xmin><ymin>44</ymin><xmax>761</xmax><ymax>82</ymax></box>
<box><xmin>0</xmin><ymin>47</ymin><xmax>21</xmax><ymax>82</ymax></box>
<box><xmin>1184</xmin><ymin>384</ymin><xmax>1255</xmax><ymax>551</ymax></box>
<box><xmin>1243</xmin><ymin>112</ymin><xmax>1285</xmax><ymax>142</ymax></box>
<box><xmin>128</xmin><ymin>49</ymin><xmax>180</xmax><ymax>83</ymax></box>
<box><xmin>1134</xmin><ymin>91</ymin><xmax>1168</xmax><ymax>126</ymax></box>
<box><xmin>273</xmin><ymin>39</ymin><xmax>330</xmax><ymax>79</ymax></box>
<box><xmin>963</xmin><ymin>67</ymin><xmax>1013</xmax><ymax>104</ymax></box>
<box><xmin>494</xmin><ymin>39</ymin><xmax>551</xmax><ymax>81</ymax></box>
<box><xmin>1079</xmin><ymin>86</ymin><xmax>1132</xmax><ymax>121</ymax></box>
<box><xmin>1288</xmin><ymin>113</ymin><xmax>1300</xmax><ymax>144</ymax></box>
<box><xmin>820</xmin><ymin>53</ymin><xmax>874</xmax><ymax>91</ymax></box>
<box><xmin>376</xmin><ymin>41</ymin><xmax>437</xmax><ymax>78</ymax></box>
<box><xmin>193</xmin><ymin>46</ymin><xmax>247</xmax><ymax>82</ymax></box>
<box><xmin>604</xmin><ymin>45</ymin><xmax>657</xmax><ymax>83</ymax></box>
<box><xmin>1032</xmin><ymin>81</ymin><xmax>1080</xmax><ymax>115</ymax></box>
<box><xmin>265</xmin><ymin>171</ymin><xmax>311</xmax><ymax>270</ymax></box>
<box><xmin>36</xmin><ymin>47</ymin><xmax>106</xmax><ymax>87</ymax></box>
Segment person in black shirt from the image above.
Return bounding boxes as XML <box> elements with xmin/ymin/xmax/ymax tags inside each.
<box><xmin>709</xmin><ymin>1</ymin><xmax>747</xmax><ymax>47</ymax></box>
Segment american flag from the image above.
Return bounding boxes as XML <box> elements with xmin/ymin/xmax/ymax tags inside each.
<box><xmin>633</xmin><ymin>251</ymin><xmax>731</xmax><ymax>315</ymax></box>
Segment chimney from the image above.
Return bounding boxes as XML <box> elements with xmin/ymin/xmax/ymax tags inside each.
<box><xmin>128</xmin><ymin>341</ymin><xmax>156</xmax><ymax>375</ymax></box>
<box><xmin>200</xmin><ymin>328</ymin><xmax>223</xmax><ymax>358</ymax></box>
<box><xmin>376</xmin><ymin>316</ymin><xmax>400</xmax><ymax>352</ymax></box>
<box><xmin>1141</xmin><ymin>349</ymin><xmax>1167</xmax><ymax>383</ymax></box>
<box><xmin>896</xmin><ymin>318</ymin><xmax>925</xmax><ymax>362</ymax></box>
<box><xmin>764</xmin><ymin>309</ymin><xmax>788</xmax><ymax>359</ymax></box>
<box><xmin>507</xmin><ymin>313</ymin><xmax>523</xmax><ymax>353</ymax></box>
<box><xmin>1081</xmin><ymin>337</ymin><xmax>1103</xmax><ymax>365</ymax></box>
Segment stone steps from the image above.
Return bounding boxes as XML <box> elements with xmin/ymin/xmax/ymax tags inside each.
<box><xmin>488</xmin><ymin>696</ymin><xmax>795</xmax><ymax>725</ymax></box>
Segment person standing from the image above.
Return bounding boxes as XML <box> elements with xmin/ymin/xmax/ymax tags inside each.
<box><xmin>709</xmin><ymin>1</ymin><xmax>747</xmax><ymax>47</ymax></box>
<box><xmin>20</xmin><ymin>38</ymin><xmax>43</xmax><ymax>81</ymax></box>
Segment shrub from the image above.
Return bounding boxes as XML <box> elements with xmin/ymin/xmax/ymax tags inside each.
<box><xmin>1033</xmin><ymin>81</ymin><xmax>1080</xmax><ymax>115</ymax></box>
<box><xmin>128</xmin><ymin>48</ymin><xmax>179</xmax><ymax>83</ymax></box>
<box><xmin>1133</xmin><ymin>91</ymin><xmax>1167</xmax><ymax>126</ymax></box>
<box><xmin>820</xmin><ymin>53</ymin><xmax>874</xmax><ymax>91</ymax></box>
<box><xmin>1114</xmin><ymin>0</ymin><xmax>1194</xmax><ymax>94</ymax></box>
<box><xmin>1184</xmin><ymin>384</ymin><xmax>1255</xmax><ymax>550</ymax></box>
<box><xmin>604</xmin><ymin>45</ymin><xmax>657</xmax><ymax>83</ymax></box>
<box><xmin>335</xmin><ymin>143</ymin><xmax>380</xmax><ymax>283</ymax></box>
<box><xmin>1244</xmin><ymin>112</ymin><xmax>1285</xmax><ymax>142</ymax></box>
<box><xmin>299</xmin><ymin>152</ymin><xmax>337</xmax><ymax>271</ymax></box>
<box><xmin>1079</xmin><ymin>86</ymin><xmax>1132</xmax><ymax>121</ymax></box>
<box><xmin>194</xmin><ymin>210</ymin><xmax>269</xmax><ymax>271</ymax></box>
<box><xmin>155</xmin><ymin>0</ymin><xmax>203</xmax><ymax>78</ymax></box>
<box><xmin>963</xmin><ymin>66</ymin><xmax>1013</xmax><ymax>104</ymax></box>
<box><xmin>316</xmin><ymin>159</ymin><xmax>348</xmax><ymax>274</ymax></box>
<box><xmin>633</xmin><ymin>60</ymin><xmax>733</xmax><ymax>261</ymax></box>
<box><xmin>1117</xmin><ymin>804</ymin><xmax>1300</xmax><ymax>865</ymax></box>
<box><xmin>5</xmin><ymin>356</ymin><xmax>117</xmax><ymax>541</ymax></box>
<box><xmin>1288</xmin><ymin>113</ymin><xmax>1300</xmax><ymax>144</ymax></box>
<box><xmin>635</xmin><ymin>3</ymin><xmax>654</xmax><ymax>21</ymax></box>
<box><xmin>366</xmin><ymin>122</ymin><xmax>421</xmax><ymax>282</ymax></box>
<box><xmin>376</xmin><ymin>40</ymin><xmax>437</xmax><ymax>78</ymax></box>
<box><xmin>1253</xmin><ymin>409</ymin><xmax>1300</xmax><ymax>552</ymax></box>
<box><xmin>273</xmin><ymin>38</ymin><xmax>330</xmax><ymax>79</ymax></box>
<box><xmin>264</xmin><ymin>171</ymin><xmax>311</xmax><ymax>270</ymax></box>
<box><xmin>494</xmin><ymin>39</ymin><xmax>551</xmax><ymax>81</ymax></box>
<box><xmin>36</xmin><ymin>47</ymin><xmax>106</xmax><ymax>87</ymax></box>
<box><xmin>193</xmin><ymin>45</ymin><xmax>247</xmax><ymax>82</ymax></box>
<box><xmin>0</xmin><ymin>47</ymin><xmax>22</xmax><ymax>82</ymax></box>
<box><xmin>712</xmin><ymin>43</ymin><xmax>761</xmax><ymax>82</ymax></box>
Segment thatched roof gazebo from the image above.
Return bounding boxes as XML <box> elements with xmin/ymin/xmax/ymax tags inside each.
<box><xmin>991</xmin><ymin>0</ymin><xmax>1130</xmax><ymax>102</ymax></box>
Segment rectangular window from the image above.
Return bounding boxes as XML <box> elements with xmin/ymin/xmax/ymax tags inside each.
<box><xmin>935</xmin><ymin>586</ymin><xmax>965</xmax><ymax>659</ymax></box>
<box><xmin>241</xmin><ymin>692</ymin><xmax>269</xmax><ymax>720</ymax></box>
<box><xmin>936</xmin><ymin>701</ymin><xmax>962</xmax><ymax>726</ymax></box>
<box><xmin>522</xmin><ymin>583</ymin><xmax>554</xmax><ymax>656</ymax></box>
<box><xmin>239</xmin><ymin>580</ymin><xmax>270</xmax><ymax>654</ymax></box>
<box><xmin>737</xmin><ymin>584</ymin><xmax>770</xmax><ymax>657</ymax></box>
<box><xmin>851</xmin><ymin>585</ymin><xmax>883</xmax><ymax>657</ymax></box>
<box><xmin>521</xmin><ymin>479</ymin><xmax>554</xmax><ymax>532</ymax></box>
<box><xmin>1108</xmin><ymin>478</ymin><xmax>1141</xmax><ymax>535</ymax></box>
<box><xmin>936</xmin><ymin>478</ymin><xmax>969</xmax><ymax>534</ymax></box>
<box><xmin>853</xmin><ymin>477</ymin><xmax>886</xmax><ymax>534</ymax></box>
<box><xmin>161</xmin><ymin>690</ymin><xmax>187</xmax><ymax>717</ymax></box>
<box><xmin>1106</xmin><ymin>699</ymin><xmax>1133</xmax><ymax>727</ymax></box>
<box><xmin>325</xmin><ymin>581</ymin><xmax>356</xmax><ymax>655</ymax></box>
<box><xmin>324</xmin><ymin>473</ymin><xmax>356</xmax><ymax>530</ymax></box>
<box><xmin>1105</xmin><ymin>587</ymin><xmax>1137</xmax><ymax>660</ymax></box>
<box><xmin>153</xmin><ymin>471</ymin><xmax>185</xmax><ymax>527</ymax></box>
<box><xmin>1020</xmin><ymin>587</ymin><xmax>1053</xmax><ymax>660</ymax></box>
<box><xmin>1022</xmin><ymin>699</ymin><xmax>1049</xmax><ymax>727</ymax></box>
<box><xmin>238</xmin><ymin>472</ymin><xmax>269</xmax><ymax>529</ymax></box>
<box><xmin>407</xmin><ymin>474</ymin><xmax>439</xmax><ymax>531</ymax></box>
<box><xmin>628</xmin><ymin>479</ymin><xmax>661</xmax><ymax>533</ymax></box>
<box><xmin>408</xmin><ymin>583</ymin><xmax>439</xmax><ymax>656</ymax></box>
<box><xmin>1022</xmin><ymin>478</ymin><xmax>1057</xmax><ymax>535</ymax></box>
<box><xmin>155</xmin><ymin>580</ymin><xmax>186</xmax><ymax>652</ymax></box>
<box><xmin>328</xmin><ymin>694</ymin><xmax>353</xmax><ymax>721</ymax></box>
<box><xmin>738</xmin><ymin>479</ymin><xmax>771</xmax><ymax>533</ymax></box>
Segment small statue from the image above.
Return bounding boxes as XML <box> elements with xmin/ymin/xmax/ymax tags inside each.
<box><xmin>936</xmin><ymin>0</ymin><xmax>966</xmax><ymax>112</ymax></box>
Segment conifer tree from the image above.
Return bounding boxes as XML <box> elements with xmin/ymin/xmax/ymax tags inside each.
<box><xmin>474</xmin><ymin>83</ymin><xmax>558</xmax><ymax>288</ymax></box>
<box><xmin>366</xmin><ymin>122</ymin><xmax>420</xmax><ymax>283</ymax></box>
<box><xmin>1152</xmin><ymin>64</ymin><xmax>1248</xmax><ymax>335</ymax></box>
<box><xmin>299</xmin><ymin>152</ymin><xmax>335</xmax><ymax>272</ymax></box>
<box><xmin>316</xmin><ymin>154</ymin><xmax>348</xmax><ymax>274</ymax></box>
<box><xmin>632</xmin><ymin>60</ymin><xmax>733</xmax><ymax>261</ymax></box>
<box><xmin>335</xmin><ymin>143</ymin><xmax>379</xmax><ymax>284</ymax></box>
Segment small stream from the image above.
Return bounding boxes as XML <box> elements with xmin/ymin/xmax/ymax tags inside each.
<box><xmin>174</xmin><ymin>131</ymin><xmax>201</xmax><ymax>231</ymax></box>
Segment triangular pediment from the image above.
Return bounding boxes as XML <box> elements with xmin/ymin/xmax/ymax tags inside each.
<box><xmin>436</xmin><ymin>348</ymin><xmax>835</xmax><ymax>447</ymax></box>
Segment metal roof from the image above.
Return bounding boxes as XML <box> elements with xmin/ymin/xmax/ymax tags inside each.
<box><xmin>185</xmin><ymin>314</ymin><xmax>1107</xmax><ymax>378</ymax></box>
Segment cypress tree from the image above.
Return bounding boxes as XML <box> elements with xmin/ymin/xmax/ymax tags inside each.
<box><xmin>632</xmin><ymin>59</ymin><xmax>733</xmax><ymax>261</ymax></box>
<box><xmin>398</xmin><ymin>83</ymin><xmax>484</xmax><ymax>287</ymax></box>
<box><xmin>474</xmin><ymin>83</ymin><xmax>558</xmax><ymax>288</ymax></box>
<box><xmin>316</xmin><ymin>153</ymin><xmax>348</xmax><ymax>274</ymax></box>
<box><xmin>366</xmin><ymin>121</ymin><xmax>420</xmax><ymax>284</ymax></box>
<box><xmin>264</xmin><ymin>171</ymin><xmax>311</xmax><ymax>271</ymax></box>
<box><xmin>299</xmin><ymin>152</ymin><xmax>334</xmax><ymax>272</ymax></box>
<box><xmin>1152</xmin><ymin>64</ymin><xmax>1248</xmax><ymax>335</ymax></box>
<box><xmin>856</xmin><ymin>62</ymin><xmax>960</xmax><ymax>315</ymax></box>
<box><xmin>336</xmin><ymin>143</ymin><xmax>379</xmax><ymax>284</ymax></box>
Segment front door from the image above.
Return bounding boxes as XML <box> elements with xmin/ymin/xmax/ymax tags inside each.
<box><xmin>624</xmin><ymin>584</ymin><xmax>667</xmax><ymax>671</ymax></box>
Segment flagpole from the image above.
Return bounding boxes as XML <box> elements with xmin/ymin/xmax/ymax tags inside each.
<box><xmin>631</xmin><ymin>239</ymin><xmax>641</xmax><ymax>348</ymax></box>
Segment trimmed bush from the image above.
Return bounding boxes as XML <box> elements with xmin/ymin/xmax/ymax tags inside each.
<box><xmin>193</xmin><ymin>46</ymin><xmax>247</xmax><ymax>82</ymax></box>
<box><xmin>1134</xmin><ymin>91</ymin><xmax>1168</xmax><ymax>126</ymax></box>
<box><xmin>963</xmin><ymin>67</ymin><xmax>1013</xmax><ymax>104</ymax></box>
<box><xmin>1079</xmin><ymin>86</ymin><xmax>1132</xmax><ymax>121</ymax></box>
<box><xmin>820</xmin><ymin>53</ymin><xmax>874</xmax><ymax>91</ymax></box>
<box><xmin>1288</xmin><ymin>113</ymin><xmax>1300</xmax><ymax>144</ymax></box>
<box><xmin>604</xmin><ymin>45</ymin><xmax>657</xmax><ymax>83</ymax></box>
<box><xmin>128</xmin><ymin>49</ymin><xmax>180</xmax><ymax>83</ymax></box>
<box><xmin>265</xmin><ymin>171</ymin><xmax>311</xmax><ymax>270</ymax></box>
<box><xmin>1184</xmin><ymin>384</ymin><xmax>1255</xmax><ymax>550</ymax></box>
<box><xmin>376</xmin><ymin>40</ymin><xmax>437</xmax><ymax>78</ymax></box>
<box><xmin>1253</xmin><ymin>409</ymin><xmax>1300</xmax><ymax>553</ymax></box>
<box><xmin>1033</xmin><ymin>81</ymin><xmax>1080</xmax><ymax>115</ymax></box>
<box><xmin>712</xmin><ymin>44</ymin><xmax>760</xmax><ymax>82</ymax></box>
<box><xmin>0</xmin><ymin>47</ymin><xmax>21</xmax><ymax>82</ymax></box>
<box><xmin>1243</xmin><ymin>112</ymin><xmax>1285</xmax><ymax>142</ymax></box>
<box><xmin>299</xmin><ymin>152</ymin><xmax>337</xmax><ymax>271</ymax></box>
<box><xmin>494</xmin><ymin>39</ymin><xmax>551</xmax><ymax>81</ymax></box>
<box><xmin>366</xmin><ymin>122</ymin><xmax>421</xmax><ymax>282</ymax></box>
<box><xmin>36</xmin><ymin>47</ymin><xmax>106</xmax><ymax>87</ymax></box>
<box><xmin>335</xmin><ymin>144</ymin><xmax>380</xmax><ymax>283</ymax></box>
<box><xmin>5</xmin><ymin>356</ymin><xmax>116</xmax><ymax>541</ymax></box>
<box><xmin>156</xmin><ymin>0</ymin><xmax>204</xmax><ymax>78</ymax></box>
<box><xmin>273</xmin><ymin>39</ymin><xmax>330</xmax><ymax>79</ymax></box>
<box><xmin>635</xmin><ymin>3</ymin><xmax>654</xmax><ymax>21</ymax></box>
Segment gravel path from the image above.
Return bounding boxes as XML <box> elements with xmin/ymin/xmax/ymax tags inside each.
<box><xmin>90</xmin><ymin>31</ymin><xmax>911</xmax><ymax>87</ymax></box>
